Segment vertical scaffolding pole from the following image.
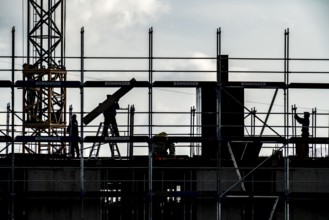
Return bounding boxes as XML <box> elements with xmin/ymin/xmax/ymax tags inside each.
<box><xmin>216</xmin><ymin>27</ymin><xmax>222</xmax><ymax>220</ymax></box>
<box><xmin>129</xmin><ymin>105</ymin><xmax>135</xmax><ymax>159</ymax></box>
<box><xmin>61</xmin><ymin>0</ymin><xmax>66</xmax><ymax>67</ymax></box>
<box><xmin>80</xmin><ymin>27</ymin><xmax>85</xmax><ymax>220</ymax></box>
<box><xmin>68</xmin><ymin>105</ymin><xmax>73</xmax><ymax>157</ymax></box>
<box><xmin>10</xmin><ymin>26</ymin><xmax>16</xmax><ymax>220</ymax></box>
<box><xmin>148</xmin><ymin>27</ymin><xmax>153</xmax><ymax>220</ymax></box>
<box><xmin>6</xmin><ymin>103</ymin><xmax>10</xmax><ymax>155</ymax></box>
<box><xmin>284</xmin><ymin>28</ymin><xmax>290</xmax><ymax>220</ymax></box>
<box><xmin>312</xmin><ymin>108</ymin><xmax>317</xmax><ymax>157</ymax></box>
<box><xmin>291</xmin><ymin>105</ymin><xmax>296</xmax><ymax>155</ymax></box>
<box><xmin>190</xmin><ymin>106</ymin><xmax>195</xmax><ymax>157</ymax></box>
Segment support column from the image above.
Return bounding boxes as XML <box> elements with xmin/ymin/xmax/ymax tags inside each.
<box><xmin>216</xmin><ymin>27</ymin><xmax>222</xmax><ymax>220</ymax></box>
<box><xmin>148</xmin><ymin>27</ymin><xmax>153</xmax><ymax>220</ymax></box>
<box><xmin>10</xmin><ymin>25</ymin><xmax>16</xmax><ymax>220</ymax></box>
<box><xmin>284</xmin><ymin>28</ymin><xmax>290</xmax><ymax>220</ymax></box>
<box><xmin>80</xmin><ymin>26</ymin><xmax>85</xmax><ymax>220</ymax></box>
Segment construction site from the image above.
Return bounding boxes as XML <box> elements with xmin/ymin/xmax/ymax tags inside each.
<box><xmin>1</xmin><ymin>0</ymin><xmax>329</xmax><ymax>219</ymax></box>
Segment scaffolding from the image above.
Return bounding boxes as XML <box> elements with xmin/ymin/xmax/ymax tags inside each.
<box><xmin>1</xmin><ymin>25</ymin><xmax>329</xmax><ymax>219</ymax></box>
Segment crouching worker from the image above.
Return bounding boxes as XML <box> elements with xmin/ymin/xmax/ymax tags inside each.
<box><xmin>153</xmin><ymin>132</ymin><xmax>175</xmax><ymax>160</ymax></box>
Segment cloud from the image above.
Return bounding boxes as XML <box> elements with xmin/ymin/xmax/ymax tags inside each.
<box><xmin>152</xmin><ymin>52</ymin><xmax>216</xmax><ymax>81</ymax></box>
<box><xmin>68</xmin><ymin>0</ymin><xmax>169</xmax><ymax>29</ymax></box>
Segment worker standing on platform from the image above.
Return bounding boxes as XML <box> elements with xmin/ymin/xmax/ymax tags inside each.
<box><xmin>103</xmin><ymin>95</ymin><xmax>120</xmax><ymax>137</ymax></box>
<box><xmin>23</xmin><ymin>64</ymin><xmax>36</xmax><ymax>122</ymax></box>
<box><xmin>294</xmin><ymin>111</ymin><xmax>310</xmax><ymax>159</ymax></box>
<box><xmin>295</xmin><ymin>112</ymin><xmax>310</xmax><ymax>138</ymax></box>
<box><xmin>67</xmin><ymin>114</ymin><xmax>79</xmax><ymax>158</ymax></box>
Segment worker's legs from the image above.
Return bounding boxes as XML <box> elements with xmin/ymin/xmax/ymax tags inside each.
<box><xmin>109</xmin><ymin>117</ymin><xmax>119</xmax><ymax>136</ymax></box>
<box><xmin>102</xmin><ymin>123</ymin><xmax>109</xmax><ymax>136</ymax></box>
<box><xmin>71</xmin><ymin>142</ymin><xmax>79</xmax><ymax>158</ymax></box>
<box><xmin>74</xmin><ymin>143</ymin><xmax>80</xmax><ymax>158</ymax></box>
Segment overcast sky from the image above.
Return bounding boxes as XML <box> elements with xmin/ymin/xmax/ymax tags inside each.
<box><xmin>1</xmin><ymin>0</ymin><xmax>329</xmax><ymax>155</ymax></box>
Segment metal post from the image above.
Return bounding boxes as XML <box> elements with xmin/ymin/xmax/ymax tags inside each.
<box><xmin>190</xmin><ymin>106</ymin><xmax>196</xmax><ymax>157</ymax></box>
<box><xmin>312</xmin><ymin>108</ymin><xmax>317</xmax><ymax>157</ymax></box>
<box><xmin>61</xmin><ymin>0</ymin><xmax>66</xmax><ymax>67</ymax></box>
<box><xmin>283</xmin><ymin>28</ymin><xmax>290</xmax><ymax>220</ymax></box>
<box><xmin>68</xmin><ymin>105</ymin><xmax>73</xmax><ymax>157</ymax></box>
<box><xmin>196</xmin><ymin>88</ymin><xmax>202</xmax><ymax>155</ymax></box>
<box><xmin>251</xmin><ymin>108</ymin><xmax>256</xmax><ymax>136</ymax></box>
<box><xmin>27</xmin><ymin>0</ymin><xmax>30</xmax><ymax>64</ymax></box>
<box><xmin>6</xmin><ymin>103</ymin><xmax>10</xmax><ymax>155</ymax></box>
<box><xmin>10</xmin><ymin>25</ymin><xmax>16</xmax><ymax>220</ymax></box>
<box><xmin>47</xmin><ymin>0</ymin><xmax>51</xmax><ymax>67</ymax></box>
<box><xmin>216</xmin><ymin>27</ymin><xmax>222</xmax><ymax>220</ymax></box>
<box><xmin>292</xmin><ymin>105</ymin><xmax>297</xmax><ymax>155</ymax></box>
<box><xmin>40</xmin><ymin>0</ymin><xmax>44</xmax><ymax>66</ymax></box>
<box><xmin>148</xmin><ymin>27</ymin><xmax>153</xmax><ymax>220</ymax></box>
<box><xmin>80</xmin><ymin>26</ymin><xmax>85</xmax><ymax>220</ymax></box>
<box><xmin>129</xmin><ymin>105</ymin><xmax>135</xmax><ymax>158</ymax></box>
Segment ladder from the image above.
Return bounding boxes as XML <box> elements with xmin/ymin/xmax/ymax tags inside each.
<box><xmin>89</xmin><ymin>122</ymin><xmax>121</xmax><ymax>159</ymax></box>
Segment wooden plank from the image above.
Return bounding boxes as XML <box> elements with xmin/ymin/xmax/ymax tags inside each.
<box><xmin>82</xmin><ymin>78</ymin><xmax>136</xmax><ymax>125</ymax></box>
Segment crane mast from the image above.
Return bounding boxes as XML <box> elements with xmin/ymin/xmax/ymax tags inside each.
<box><xmin>22</xmin><ymin>0</ymin><xmax>67</xmax><ymax>154</ymax></box>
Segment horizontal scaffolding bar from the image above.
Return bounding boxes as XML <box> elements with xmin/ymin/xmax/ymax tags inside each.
<box><xmin>152</xmin><ymin>81</ymin><xmax>217</xmax><ymax>87</ymax></box>
<box><xmin>15</xmin><ymin>80</ymin><xmax>81</xmax><ymax>87</ymax></box>
<box><xmin>84</xmin><ymin>80</ymin><xmax>149</xmax><ymax>87</ymax></box>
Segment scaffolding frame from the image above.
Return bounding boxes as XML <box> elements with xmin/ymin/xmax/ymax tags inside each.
<box><xmin>1</xmin><ymin>26</ymin><xmax>329</xmax><ymax>220</ymax></box>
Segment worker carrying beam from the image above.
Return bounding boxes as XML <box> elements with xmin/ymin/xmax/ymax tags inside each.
<box><xmin>102</xmin><ymin>95</ymin><xmax>120</xmax><ymax>137</ymax></box>
<box><xmin>83</xmin><ymin>78</ymin><xmax>136</xmax><ymax>125</ymax></box>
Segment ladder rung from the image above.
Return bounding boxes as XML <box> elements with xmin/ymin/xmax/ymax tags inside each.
<box><xmin>89</xmin><ymin>122</ymin><xmax>121</xmax><ymax>159</ymax></box>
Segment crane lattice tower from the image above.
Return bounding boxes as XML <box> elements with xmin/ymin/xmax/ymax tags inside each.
<box><xmin>22</xmin><ymin>0</ymin><xmax>67</xmax><ymax>155</ymax></box>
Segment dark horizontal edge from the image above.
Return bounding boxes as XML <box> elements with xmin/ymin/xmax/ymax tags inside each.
<box><xmin>84</xmin><ymin>136</ymin><xmax>149</xmax><ymax>143</ymax></box>
<box><xmin>288</xmin><ymin>83</ymin><xmax>329</xmax><ymax>89</ymax></box>
<box><xmin>15</xmin><ymin>136</ymin><xmax>81</xmax><ymax>142</ymax></box>
<box><xmin>84</xmin><ymin>81</ymin><xmax>149</xmax><ymax>87</ymax></box>
<box><xmin>15</xmin><ymin>80</ymin><xmax>81</xmax><ymax>88</ymax></box>
<box><xmin>224</xmin><ymin>136</ymin><xmax>286</xmax><ymax>143</ymax></box>
<box><xmin>289</xmin><ymin>137</ymin><xmax>329</xmax><ymax>144</ymax></box>
<box><xmin>223</xmin><ymin>82</ymin><xmax>285</xmax><ymax>88</ymax></box>
<box><xmin>152</xmin><ymin>81</ymin><xmax>218</xmax><ymax>87</ymax></box>
<box><xmin>152</xmin><ymin>136</ymin><xmax>213</xmax><ymax>143</ymax></box>
<box><xmin>0</xmin><ymin>136</ymin><xmax>12</xmax><ymax>142</ymax></box>
<box><xmin>0</xmin><ymin>80</ymin><xmax>12</xmax><ymax>87</ymax></box>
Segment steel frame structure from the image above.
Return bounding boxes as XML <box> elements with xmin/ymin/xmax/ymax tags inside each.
<box><xmin>1</xmin><ymin>24</ymin><xmax>329</xmax><ymax>219</ymax></box>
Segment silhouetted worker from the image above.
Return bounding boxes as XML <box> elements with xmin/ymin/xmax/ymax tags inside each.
<box><xmin>153</xmin><ymin>132</ymin><xmax>175</xmax><ymax>159</ymax></box>
<box><xmin>67</xmin><ymin>114</ymin><xmax>79</xmax><ymax>158</ymax></box>
<box><xmin>102</xmin><ymin>96</ymin><xmax>120</xmax><ymax>137</ymax></box>
<box><xmin>294</xmin><ymin>111</ymin><xmax>310</xmax><ymax>159</ymax></box>
<box><xmin>23</xmin><ymin>64</ymin><xmax>37</xmax><ymax>122</ymax></box>
<box><xmin>295</xmin><ymin>112</ymin><xmax>310</xmax><ymax>138</ymax></box>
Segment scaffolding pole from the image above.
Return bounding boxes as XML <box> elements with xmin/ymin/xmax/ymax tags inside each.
<box><xmin>10</xmin><ymin>25</ymin><xmax>16</xmax><ymax>220</ymax></box>
<box><xmin>216</xmin><ymin>27</ymin><xmax>222</xmax><ymax>220</ymax></box>
<box><xmin>148</xmin><ymin>27</ymin><xmax>153</xmax><ymax>220</ymax></box>
<box><xmin>284</xmin><ymin>28</ymin><xmax>290</xmax><ymax>220</ymax></box>
<box><xmin>80</xmin><ymin>26</ymin><xmax>85</xmax><ymax>220</ymax></box>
